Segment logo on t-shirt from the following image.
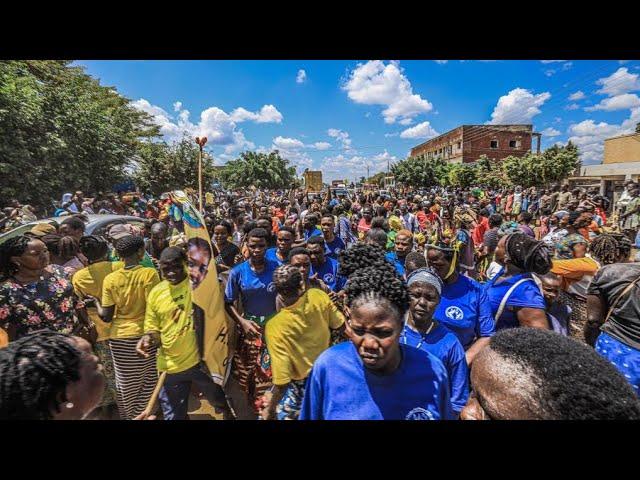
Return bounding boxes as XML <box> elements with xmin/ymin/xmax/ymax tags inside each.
<box><xmin>445</xmin><ymin>306</ymin><xmax>464</xmax><ymax>321</ymax></box>
<box><xmin>323</xmin><ymin>273</ymin><xmax>335</xmax><ymax>284</ymax></box>
<box><xmin>267</xmin><ymin>282</ymin><xmax>276</xmax><ymax>293</ymax></box>
<box><xmin>405</xmin><ymin>407</ymin><xmax>435</xmax><ymax>420</ymax></box>
<box><xmin>333</xmin><ymin>247</ymin><xmax>342</xmax><ymax>256</ymax></box>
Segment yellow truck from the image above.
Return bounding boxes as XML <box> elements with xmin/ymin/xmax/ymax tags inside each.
<box><xmin>303</xmin><ymin>170</ymin><xmax>323</xmax><ymax>193</ymax></box>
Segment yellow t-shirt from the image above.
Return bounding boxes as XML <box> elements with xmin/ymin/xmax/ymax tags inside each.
<box><xmin>102</xmin><ymin>266</ymin><xmax>160</xmax><ymax>339</ymax></box>
<box><xmin>72</xmin><ymin>261</ymin><xmax>124</xmax><ymax>342</ymax></box>
<box><xmin>144</xmin><ymin>278</ymin><xmax>200</xmax><ymax>374</ymax></box>
<box><xmin>265</xmin><ymin>288</ymin><xmax>345</xmax><ymax>385</ymax></box>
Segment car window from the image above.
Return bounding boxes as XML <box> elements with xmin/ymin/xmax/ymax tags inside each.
<box><xmin>0</xmin><ymin>224</ymin><xmax>37</xmax><ymax>245</ymax></box>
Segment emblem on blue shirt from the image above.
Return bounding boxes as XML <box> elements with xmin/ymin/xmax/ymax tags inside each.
<box><xmin>445</xmin><ymin>306</ymin><xmax>464</xmax><ymax>321</ymax></box>
<box><xmin>267</xmin><ymin>282</ymin><xmax>276</xmax><ymax>293</ymax></box>
<box><xmin>323</xmin><ymin>273</ymin><xmax>334</xmax><ymax>284</ymax></box>
<box><xmin>405</xmin><ymin>407</ymin><xmax>435</xmax><ymax>420</ymax></box>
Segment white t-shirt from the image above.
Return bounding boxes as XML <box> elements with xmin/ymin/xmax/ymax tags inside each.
<box><xmin>486</xmin><ymin>261</ymin><xmax>503</xmax><ymax>280</ymax></box>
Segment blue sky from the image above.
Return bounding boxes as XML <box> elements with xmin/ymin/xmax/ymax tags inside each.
<box><xmin>75</xmin><ymin>60</ymin><xmax>640</xmax><ymax>182</ymax></box>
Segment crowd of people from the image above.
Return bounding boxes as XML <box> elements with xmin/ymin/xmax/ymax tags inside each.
<box><xmin>1</xmin><ymin>179</ymin><xmax>640</xmax><ymax>420</ymax></box>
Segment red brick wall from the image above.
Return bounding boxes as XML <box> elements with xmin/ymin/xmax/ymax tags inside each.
<box><xmin>410</xmin><ymin>127</ymin><xmax>464</xmax><ymax>159</ymax></box>
<box><xmin>462</xmin><ymin>125</ymin><xmax>532</xmax><ymax>163</ymax></box>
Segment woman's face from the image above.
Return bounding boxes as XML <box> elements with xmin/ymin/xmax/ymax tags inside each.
<box><xmin>347</xmin><ymin>302</ymin><xmax>402</xmax><ymax>375</ymax></box>
<box><xmin>213</xmin><ymin>225</ymin><xmax>229</xmax><ymax>246</ymax></box>
<box><xmin>247</xmin><ymin>236</ymin><xmax>267</xmax><ymax>263</ymax></box>
<box><xmin>276</xmin><ymin>231</ymin><xmax>294</xmax><ymax>254</ymax></box>
<box><xmin>408</xmin><ymin>283</ymin><xmax>440</xmax><ymax>325</ymax></box>
<box><xmin>290</xmin><ymin>253</ymin><xmax>311</xmax><ymax>279</ymax></box>
<box><xmin>494</xmin><ymin>236</ymin><xmax>508</xmax><ymax>266</ymax></box>
<box><xmin>426</xmin><ymin>248</ymin><xmax>451</xmax><ymax>280</ymax></box>
<box><xmin>13</xmin><ymin>239</ymin><xmax>49</xmax><ymax>272</ymax></box>
<box><xmin>64</xmin><ymin>336</ymin><xmax>105</xmax><ymax>419</ymax></box>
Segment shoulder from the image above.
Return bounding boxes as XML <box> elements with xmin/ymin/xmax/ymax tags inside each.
<box><xmin>402</xmin><ymin>344</ymin><xmax>448</xmax><ymax>378</ymax></box>
<box><xmin>307</xmin><ymin>287</ymin><xmax>332</xmax><ymax>305</ymax></box>
<box><xmin>314</xmin><ymin>341</ymin><xmax>354</xmax><ymax>370</ymax></box>
<box><xmin>148</xmin><ymin>280</ymin><xmax>170</xmax><ymax>299</ymax></box>
<box><xmin>230</xmin><ymin>261</ymin><xmax>248</xmax><ymax>276</ymax></box>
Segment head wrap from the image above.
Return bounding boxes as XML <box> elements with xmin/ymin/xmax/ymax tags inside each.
<box><xmin>407</xmin><ymin>267</ymin><xmax>443</xmax><ymax>296</ymax></box>
<box><xmin>426</xmin><ymin>228</ymin><xmax>460</xmax><ymax>280</ymax></box>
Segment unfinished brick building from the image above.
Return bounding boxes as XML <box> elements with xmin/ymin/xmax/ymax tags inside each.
<box><xmin>409</xmin><ymin>124</ymin><xmax>541</xmax><ymax>164</ymax></box>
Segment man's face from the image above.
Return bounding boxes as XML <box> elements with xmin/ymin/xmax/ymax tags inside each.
<box><xmin>257</xmin><ymin>219</ymin><xmax>272</xmax><ymax>232</ymax></box>
<box><xmin>188</xmin><ymin>244</ymin><xmax>211</xmax><ymax>290</ymax></box>
<box><xmin>59</xmin><ymin>224</ymin><xmax>83</xmax><ymax>242</ymax></box>
<box><xmin>395</xmin><ymin>233</ymin><xmax>413</xmax><ymax>258</ymax></box>
<box><xmin>540</xmin><ymin>276</ymin><xmax>561</xmax><ymax>305</ymax></box>
<box><xmin>259</xmin><ymin>206</ymin><xmax>269</xmax><ymax>216</ymax></box>
<box><xmin>307</xmin><ymin>242</ymin><xmax>325</xmax><ymax>267</ymax></box>
<box><xmin>212</xmin><ymin>225</ymin><xmax>228</xmax><ymax>246</ymax></box>
<box><xmin>363</xmin><ymin>210</ymin><xmax>372</xmax><ymax>222</ymax></box>
<box><xmin>247</xmin><ymin>236</ymin><xmax>267</xmax><ymax>262</ymax></box>
<box><xmin>276</xmin><ymin>231</ymin><xmax>294</xmax><ymax>253</ymax></box>
<box><xmin>160</xmin><ymin>258</ymin><xmax>187</xmax><ymax>285</ymax></box>
<box><xmin>290</xmin><ymin>253</ymin><xmax>311</xmax><ymax>279</ymax></box>
<box><xmin>320</xmin><ymin>217</ymin><xmax>335</xmax><ymax>238</ymax></box>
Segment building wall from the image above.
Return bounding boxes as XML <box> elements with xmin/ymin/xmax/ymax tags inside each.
<box><xmin>604</xmin><ymin>133</ymin><xmax>640</xmax><ymax>164</ymax></box>
<box><xmin>410</xmin><ymin>125</ymin><xmax>532</xmax><ymax>164</ymax></box>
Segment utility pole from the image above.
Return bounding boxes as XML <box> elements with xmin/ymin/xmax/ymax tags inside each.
<box><xmin>366</xmin><ymin>164</ymin><xmax>370</xmax><ymax>181</ymax></box>
<box><xmin>195</xmin><ymin>136</ymin><xmax>208</xmax><ymax>213</ymax></box>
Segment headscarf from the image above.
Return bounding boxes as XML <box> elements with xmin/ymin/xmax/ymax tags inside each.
<box><xmin>20</xmin><ymin>205</ymin><xmax>37</xmax><ymax>223</ymax></box>
<box><xmin>406</xmin><ymin>267</ymin><xmax>443</xmax><ymax>296</ymax></box>
<box><xmin>426</xmin><ymin>227</ymin><xmax>461</xmax><ymax>280</ymax></box>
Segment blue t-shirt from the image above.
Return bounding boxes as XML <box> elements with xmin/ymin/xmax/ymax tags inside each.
<box><xmin>401</xmin><ymin>322</ymin><xmax>469</xmax><ymax>414</ymax></box>
<box><xmin>224</xmin><ymin>259</ymin><xmax>278</xmax><ymax>319</ymax></box>
<box><xmin>435</xmin><ymin>275</ymin><xmax>495</xmax><ymax>349</ymax></box>
<box><xmin>299</xmin><ymin>342</ymin><xmax>454</xmax><ymax>420</ymax></box>
<box><xmin>385</xmin><ymin>251</ymin><xmax>406</xmax><ymax>277</ymax></box>
<box><xmin>265</xmin><ymin>247</ymin><xmax>286</xmax><ymax>266</ymax></box>
<box><xmin>310</xmin><ymin>256</ymin><xmax>346</xmax><ymax>292</ymax></box>
<box><xmin>484</xmin><ymin>268</ymin><xmax>546</xmax><ymax>330</ymax></box>
<box><xmin>304</xmin><ymin>228</ymin><xmax>323</xmax><ymax>241</ymax></box>
<box><xmin>325</xmin><ymin>236</ymin><xmax>346</xmax><ymax>260</ymax></box>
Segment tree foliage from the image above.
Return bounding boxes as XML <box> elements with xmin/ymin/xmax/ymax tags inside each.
<box><xmin>219</xmin><ymin>150</ymin><xmax>297</xmax><ymax>190</ymax></box>
<box><xmin>0</xmin><ymin>60</ymin><xmax>159</xmax><ymax>207</ymax></box>
<box><xmin>502</xmin><ymin>142</ymin><xmax>580</xmax><ymax>188</ymax></box>
<box><xmin>133</xmin><ymin>135</ymin><xmax>218</xmax><ymax>197</ymax></box>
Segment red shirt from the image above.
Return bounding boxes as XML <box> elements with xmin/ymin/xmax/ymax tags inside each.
<box><xmin>472</xmin><ymin>216</ymin><xmax>489</xmax><ymax>246</ymax></box>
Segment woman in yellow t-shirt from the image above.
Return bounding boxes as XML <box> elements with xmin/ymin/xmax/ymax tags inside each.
<box><xmin>261</xmin><ymin>264</ymin><xmax>345</xmax><ymax>420</ymax></box>
<box><xmin>93</xmin><ymin>235</ymin><xmax>160</xmax><ymax>420</ymax></box>
<box><xmin>72</xmin><ymin>236</ymin><xmax>123</xmax><ymax>419</ymax></box>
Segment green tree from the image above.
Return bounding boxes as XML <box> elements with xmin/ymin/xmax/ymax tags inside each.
<box><xmin>636</xmin><ymin>122</ymin><xmax>640</xmax><ymax>133</ymax></box>
<box><xmin>219</xmin><ymin>150</ymin><xmax>297</xmax><ymax>190</ymax></box>
<box><xmin>0</xmin><ymin>60</ymin><xmax>159</xmax><ymax>208</ymax></box>
<box><xmin>448</xmin><ymin>163</ymin><xmax>478</xmax><ymax>189</ymax></box>
<box><xmin>133</xmin><ymin>135</ymin><xmax>218</xmax><ymax>197</ymax></box>
<box><xmin>367</xmin><ymin>171</ymin><xmax>386</xmax><ymax>186</ymax></box>
<box><xmin>502</xmin><ymin>142</ymin><xmax>580</xmax><ymax>187</ymax></box>
<box><xmin>475</xmin><ymin>154</ymin><xmax>507</xmax><ymax>189</ymax></box>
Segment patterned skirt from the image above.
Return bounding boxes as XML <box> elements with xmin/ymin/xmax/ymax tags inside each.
<box><xmin>276</xmin><ymin>378</ymin><xmax>307</xmax><ymax>420</ymax></box>
<box><xmin>232</xmin><ymin>315</ymin><xmax>273</xmax><ymax>413</ymax></box>
<box><xmin>94</xmin><ymin>341</ymin><xmax>117</xmax><ymax>408</ymax></box>
<box><xmin>595</xmin><ymin>332</ymin><xmax>640</xmax><ymax>397</ymax></box>
<box><xmin>558</xmin><ymin>291</ymin><xmax>588</xmax><ymax>343</ymax></box>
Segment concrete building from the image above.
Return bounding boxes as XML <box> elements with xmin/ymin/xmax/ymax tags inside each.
<box><xmin>409</xmin><ymin>124</ymin><xmax>540</xmax><ymax>164</ymax></box>
<box><xmin>569</xmin><ymin>132</ymin><xmax>640</xmax><ymax>203</ymax></box>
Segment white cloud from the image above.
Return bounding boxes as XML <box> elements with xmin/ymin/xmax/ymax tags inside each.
<box><xmin>565</xmin><ymin>103</ymin><xmax>580</xmax><ymax>110</ymax></box>
<box><xmin>273</xmin><ymin>136</ymin><xmax>305</xmax><ymax>150</ymax></box>
<box><xmin>320</xmin><ymin>150</ymin><xmax>398</xmax><ymax>181</ymax></box>
<box><xmin>434</xmin><ymin>60</ymin><xmax>448</xmax><ymax>64</ymax></box>
<box><xmin>229</xmin><ymin>104</ymin><xmax>283</xmax><ymax>123</ymax></box>
<box><xmin>399</xmin><ymin>118</ymin><xmax>414</xmax><ymax>126</ymax></box>
<box><xmin>540</xmin><ymin>60</ymin><xmax>566</xmax><ymax>63</ymax></box>
<box><xmin>342</xmin><ymin>60</ymin><xmax>433</xmax><ymax>124</ymax></box>
<box><xmin>554</xmin><ymin>117</ymin><xmax>562</xmax><ymax>123</ymax></box>
<box><xmin>487</xmin><ymin>88</ymin><xmax>551</xmax><ymax>124</ymax></box>
<box><xmin>173</xmin><ymin>101</ymin><xmax>182</xmax><ymax>111</ymax></box>
<box><xmin>132</xmin><ymin>99</ymin><xmax>256</xmax><ymax>153</ymax></box>
<box><xmin>399</xmin><ymin>121</ymin><xmax>439</xmax><ymax>139</ymax></box>
<box><xmin>562</xmin><ymin>62</ymin><xmax>573</xmax><ymax>71</ymax></box>
<box><xmin>568</xmin><ymin>91</ymin><xmax>585</xmax><ymax>101</ymax></box>
<box><xmin>384</xmin><ymin>132</ymin><xmax>399</xmax><ymax>138</ymax></box>
<box><xmin>541</xmin><ymin>127</ymin><xmax>561</xmax><ymax>137</ymax></box>
<box><xmin>296</xmin><ymin>69</ymin><xmax>307</xmax><ymax>84</ymax></box>
<box><xmin>327</xmin><ymin>128</ymin><xmax>353</xmax><ymax>151</ymax></box>
<box><xmin>585</xmin><ymin>93</ymin><xmax>640</xmax><ymax>112</ymax></box>
<box><xmin>313</xmin><ymin>142</ymin><xmax>331</xmax><ymax>150</ymax></box>
<box><xmin>596</xmin><ymin>67</ymin><xmax>640</xmax><ymax>97</ymax></box>
<box><xmin>544</xmin><ymin>69</ymin><xmax>556</xmax><ymax>77</ymax></box>
<box><xmin>567</xmin><ymin>107</ymin><xmax>640</xmax><ymax>165</ymax></box>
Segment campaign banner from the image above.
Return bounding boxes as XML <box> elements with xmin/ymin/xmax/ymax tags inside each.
<box><xmin>168</xmin><ymin>190</ymin><xmax>234</xmax><ymax>386</ymax></box>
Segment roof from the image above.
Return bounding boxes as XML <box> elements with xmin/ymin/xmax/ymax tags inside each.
<box><xmin>605</xmin><ymin>132</ymin><xmax>640</xmax><ymax>142</ymax></box>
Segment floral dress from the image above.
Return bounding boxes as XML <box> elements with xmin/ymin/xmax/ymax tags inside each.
<box><xmin>0</xmin><ymin>266</ymin><xmax>82</xmax><ymax>341</ymax></box>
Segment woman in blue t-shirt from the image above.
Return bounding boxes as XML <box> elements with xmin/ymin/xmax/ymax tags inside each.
<box><xmin>300</xmin><ymin>247</ymin><xmax>454</xmax><ymax>420</ymax></box>
<box><xmin>402</xmin><ymin>268</ymin><xmax>469</xmax><ymax>416</ymax></box>
<box><xmin>484</xmin><ymin>232</ymin><xmax>552</xmax><ymax>331</ymax></box>
<box><xmin>426</xmin><ymin>238</ymin><xmax>495</xmax><ymax>365</ymax></box>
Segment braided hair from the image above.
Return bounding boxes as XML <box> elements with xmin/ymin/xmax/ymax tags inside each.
<box><xmin>41</xmin><ymin>233</ymin><xmax>63</xmax><ymax>257</ymax></box>
<box><xmin>273</xmin><ymin>264</ymin><xmax>303</xmax><ymax>297</ymax></box>
<box><xmin>590</xmin><ymin>233</ymin><xmax>632</xmax><ymax>265</ymax></box>
<box><xmin>0</xmin><ymin>330</ymin><xmax>82</xmax><ymax>420</ymax></box>
<box><xmin>79</xmin><ymin>235</ymin><xmax>109</xmax><ymax>263</ymax></box>
<box><xmin>114</xmin><ymin>235</ymin><xmax>145</xmax><ymax>259</ymax></box>
<box><xmin>345</xmin><ymin>263</ymin><xmax>409</xmax><ymax>319</ymax></box>
<box><xmin>58</xmin><ymin>236</ymin><xmax>80</xmax><ymax>262</ymax></box>
<box><xmin>504</xmin><ymin>233</ymin><xmax>552</xmax><ymax>275</ymax></box>
<box><xmin>338</xmin><ymin>243</ymin><xmax>389</xmax><ymax>277</ymax></box>
<box><xmin>0</xmin><ymin>235</ymin><xmax>32</xmax><ymax>280</ymax></box>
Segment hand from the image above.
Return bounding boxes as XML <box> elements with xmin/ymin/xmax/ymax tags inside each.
<box><xmin>240</xmin><ymin>318</ymin><xmax>261</xmax><ymax>340</ymax></box>
<box><xmin>328</xmin><ymin>290</ymin><xmax>339</xmax><ymax>303</ymax></box>
<box><xmin>133</xmin><ymin>411</ymin><xmax>157</xmax><ymax>420</ymax></box>
<box><xmin>259</xmin><ymin>392</ymin><xmax>274</xmax><ymax>420</ymax></box>
<box><xmin>136</xmin><ymin>334</ymin><xmax>153</xmax><ymax>358</ymax></box>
